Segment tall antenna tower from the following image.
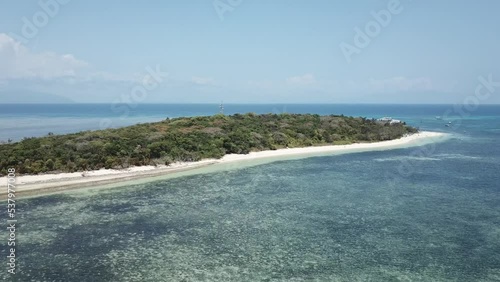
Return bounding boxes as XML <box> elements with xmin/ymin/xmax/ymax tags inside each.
<box><xmin>219</xmin><ymin>101</ymin><xmax>224</xmax><ymax>115</ymax></box>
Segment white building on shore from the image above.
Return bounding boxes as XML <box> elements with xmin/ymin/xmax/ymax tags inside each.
<box><xmin>377</xmin><ymin>117</ymin><xmax>402</xmax><ymax>124</ymax></box>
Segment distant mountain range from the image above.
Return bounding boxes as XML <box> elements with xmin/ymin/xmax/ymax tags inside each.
<box><xmin>0</xmin><ymin>90</ymin><xmax>75</xmax><ymax>103</ymax></box>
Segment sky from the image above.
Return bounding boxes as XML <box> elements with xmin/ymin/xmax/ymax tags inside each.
<box><xmin>0</xmin><ymin>0</ymin><xmax>499</xmax><ymax>104</ymax></box>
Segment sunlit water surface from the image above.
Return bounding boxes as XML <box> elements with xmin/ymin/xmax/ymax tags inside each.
<box><xmin>1</xmin><ymin>104</ymin><xmax>499</xmax><ymax>281</ymax></box>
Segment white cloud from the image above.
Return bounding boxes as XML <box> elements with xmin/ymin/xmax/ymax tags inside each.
<box><xmin>286</xmin><ymin>73</ymin><xmax>316</xmax><ymax>85</ymax></box>
<box><xmin>369</xmin><ymin>77</ymin><xmax>433</xmax><ymax>92</ymax></box>
<box><xmin>191</xmin><ymin>76</ymin><xmax>216</xmax><ymax>86</ymax></box>
<box><xmin>0</xmin><ymin>33</ymin><xmax>89</xmax><ymax>80</ymax></box>
<box><xmin>83</xmin><ymin>71</ymin><xmax>148</xmax><ymax>83</ymax></box>
<box><xmin>247</xmin><ymin>80</ymin><xmax>274</xmax><ymax>89</ymax></box>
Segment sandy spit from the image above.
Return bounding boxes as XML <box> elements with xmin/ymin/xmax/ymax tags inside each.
<box><xmin>0</xmin><ymin>131</ymin><xmax>449</xmax><ymax>198</ymax></box>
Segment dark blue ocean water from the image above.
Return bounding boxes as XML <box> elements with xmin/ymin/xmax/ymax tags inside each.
<box><xmin>2</xmin><ymin>104</ymin><xmax>500</xmax><ymax>281</ymax></box>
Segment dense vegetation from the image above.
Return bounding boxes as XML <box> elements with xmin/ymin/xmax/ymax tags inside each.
<box><xmin>0</xmin><ymin>113</ymin><xmax>418</xmax><ymax>175</ymax></box>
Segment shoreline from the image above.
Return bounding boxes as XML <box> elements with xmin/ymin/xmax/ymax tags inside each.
<box><xmin>0</xmin><ymin>131</ymin><xmax>449</xmax><ymax>198</ymax></box>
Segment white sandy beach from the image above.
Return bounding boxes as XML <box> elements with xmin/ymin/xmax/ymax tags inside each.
<box><xmin>0</xmin><ymin>131</ymin><xmax>448</xmax><ymax>197</ymax></box>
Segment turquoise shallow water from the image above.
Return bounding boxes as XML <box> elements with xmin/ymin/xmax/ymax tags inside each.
<box><xmin>2</xmin><ymin>104</ymin><xmax>500</xmax><ymax>281</ymax></box>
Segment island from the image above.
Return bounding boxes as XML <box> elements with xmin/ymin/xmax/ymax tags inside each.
<box><xmin>0</xmin><ymin>113</ymin><xmax>447</xmax><ymax>197</ymax></box>
<box><xmin>0</xmin><ymin>113</ymin><xmax>419</xmax><ymax>174</ymax></box>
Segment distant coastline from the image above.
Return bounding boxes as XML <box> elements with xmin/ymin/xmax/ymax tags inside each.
<box><xmin>0</xmin><ymin>131</ymin><xmax>448</xmax><ymax>198</ymax></box>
